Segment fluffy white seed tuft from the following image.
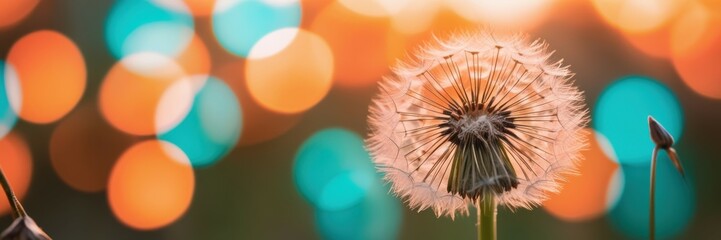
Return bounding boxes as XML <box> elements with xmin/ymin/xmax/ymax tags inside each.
<box><xmin>366</xmin><ymin>28</ymin><xmax>588</xmax><ymax>218</ymax></box>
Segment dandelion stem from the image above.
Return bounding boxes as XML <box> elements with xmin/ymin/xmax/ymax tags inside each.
<box><xmin>0</xmin><ymin>164</ymin><xmax>26</xmax><ymax>219</ymax></box>
<box><xmin>477</xmin><ymin>192</ymin><xmax>497</xmax><ymax>240</ymax></box>
<box><xmin>649</xmin><ymin>147</ymin><xmax>659</xmax><ymax>240</ymax></box>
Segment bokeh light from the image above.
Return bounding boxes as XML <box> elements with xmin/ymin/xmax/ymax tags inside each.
<box><xmin>591</xmin><ymin>0</ymin><xmax>689</xmax><ymax>33</ymax></box>
<box><xmin>621</xmin><ymin>24</ymin><xmax>673</xmax><ymax>59</ymax></box>
<box><xmin>183</xmin><ymin>0</ymin><xmax>217</xmax><ymax>16</ymax></box>
<box><xmin>672</xmin><ymin>20</ymin><xmax>721</xmax><ymax>99</ymax></box>
<box><xmin>337</xmin><ymin>0</ymin><xmax>385</xmax><ymax>17</ymax></box>
<box><xmin>0</xmin><ymin>132</ymin><xmax>32</xmax><ymax>216</ymax></box>
<box><xmin>413</xmin><ymin>8</ymin><xmax>478</xmax><ymax>42</ymax></box>
<box><xmin>153</xmin><ymin>0</ymin><xmax>217</xmax><ymax>16</ymax></box>
<box><xmin>212</xmin><ymin>0</ymin><xmax>301</xmax><ymax>58</ymax></box>
<box><xmin>620</xmin><ymin>0</ymin><xmax>719</xmax><ymax>59</ymax></box>
<box><xmin>317</xmin><ymin>170</ymin><xmax>374</xmax><ymax>211</ymax></box>
<box><xmin>593</xmin><ymin>76</ymin><xmax>683</xmax><ymax>164</ymax></box>
<box><xmin>0</xmin><ymin>61</ymin><xmax>19</xmax><ymax>138</ymax></box>
<box><xmin>605</xmin><ymin>168</ymin><xmax>625</xmax><ymax>212</ymax></box>
<box><xmin>216</xmin><ymin>61</ymin><xmax>303</xmax><ymax>146</ymax></box>
<box><xmin>106</xmin><ymin>0</ymin><xmax>194</xmax><ymax>59</ymax></box>
<box><xmin>699</xmin><ymin>0</ymin><xmax>721</xmax><ymax>15</ymax></box>
<box><xmin>311</xmin><ymin>2</ymin><xmax>403</xmax><ymax>88</ymax></box>
<box><xmin>6</xmin><ymin>30</ymin><xmax>86</xmax><ymax>124</ymax></box>
<box><xmin>174</xmin><ymin>34</ymin><xmax>212</xmax><ymax>76</ymax></box>
<box><xmin>449</xmin><ymin>0</ymin><xmax>556</xmax><ymax>29</ymax></box>
<box><xmin>293</xmin><ymin>128</ymin><xmax>375</xmax><ymax>209</ymax></box>
<box><xmin>388</xmin><ymin>0</ymin><xmax>442</xmax><ymax>34</ymax></box>
<box><xmin>294</xmin><ymin>128</ymin><xmax>403</xmax><ymax>239</ymax></box>
<box><xmin>608</xmin><ymin>153</ymin><xmax>695</xmax><ymax>239</ymax></box>
<box><xmin>315</xmin><ymin>181</ymin><xmax>402</xmax><ymax>240</ymax></box>
<box><xmin>247</xmin><ymin>28</ymin><xmax>300</xmax><ymax>59</ymax></box>
<box><xmin>337</xmin><ymin>0</ymin><xmax>410</xmax><ymax>17</ymax></box>
<box><xmin>108</xmin><ymin>140</ymin><xmax>195</xmax><ymax>230</ymax></box>
<box><xmin>246</xmin><ymin>28</ymin><xmax>333</xmax><ymax>114</ymax></box>
<box><xmin>0</xmin><ymin>0</ymin><xmax>39</xmax><ymax>29</ymax></box>
<box><xmin>158</xmin><ymin>76</ymin><xmax>242</xmax><ymax>167</ymax></box>
<box><xmin>299</xmin><ymin>0</ymin><xmax>332</xmax><ymax>26</ymax></box>
<box><xmin>100</xmin><ymin>53</ymin><xmax>192</xmax><ymax>135</ymax></box>
<box><xmin>543</xmin><ymin>130</ymin><xmax>619</xmax><ymax>221</ymax></box>
<box><xmin>668</xmin><ymin>1</ymin><xmax>719</xmax><ymax>56</ymax></box>
<box><xmin>50</xmin><ymin>104</ymin><xmax>136</xmax><ymax>193</ymax></box>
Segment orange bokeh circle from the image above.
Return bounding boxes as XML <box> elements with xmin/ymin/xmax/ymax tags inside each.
<box><xmin>176</xmin><ymin>34</ymin><xmax>212</xmax><ymax>75</ymax></box>
<box><xmin>99</xmin><ymin>53</ymin><xmax>191</xmax><ymax>135</ymax></box>
<box><xmin>245</xmin><ymin>28</ymin><xmax>333</xmax><ymax>114</ymax></box>
<box><xmin>388</xmin><ymin>0</ymin><xmax>443</xmax><ymax>35</ymax></box>
<box><xmin>449</xmin><ymin>0</ymin><xmax>557</xmax><ymax>29</ymax></box>
<box><xmin>621</xmin><ymin>1</ymin><xmax>715</xmax><ymax>59</ymax></box>
<box><xmin>50</xmin><ymin>103</ymin><xmax>136</xmax><ymax>193</ymax></box>
<box><xmin>183</xmin><ymin>0</ymin><xmax>216</xmax><ymax>16</ymax></box>
<box><xmin>415</xmin><ymin>8</ymin><xmax>477</xmax><ymax>40</ymax></box>
<box><xmin>311</xmin><ymin>2</ymin><xmax>403</xmax><ymax>88</ymax></box>
<box><xmin>669</xmin><ymin>3</ymin><xmax>721</xmax><ymax>99</ymax></box>
<box><xmin>673</xmin><ymin>31</ymin><xmax>721</xmax><ymax>99</ymax></box>
<box><xmin>669</xmin><ymin>2</ymin><xmax>717</xmax><ymax>56</ymax></box>
<box><xmin>300</xmin><ymin>0</ymin><xmax>333</xmax><ymax>27</ymax></box>
<box><xmin>152</xmin><ymin>0</ymin><xmax>216</xmax><ymax>16</ymax></box>
<box><xmin>622</xmin><ymin>26</ymin><xmax>673</xmax><ymax>59</ymax></box>
<box><xmin>698</xmin><ymin>0</ymin><xmax>721</xmax><ymax>15</ymax></box>
<box><xmin>108</xmin><ymin>140</ymin><xmax>194</xmax><ymax>230</ymax></box>
<box><xmin>0</xmin><ymin>132</ymin><xmax>32</xmax><ymax>217</ymax></box>
<box><xmin>543</xmin><ymin>130</ymin><xmax>619</xmax><ymax>221</ymax></box>
<box><xmin>217</xmin><ymin>61</ymin><xmax>303</xmax><ymax>145</ymax></box>
<box><xmin>591</xmin><ymin>0</ymin><xmax>689</xmax><ymax>34</ymax></box>
<box><xmin>0</xmin><ymin>0</ymin><xmax>39</xmax><ymax>29</ymax></box>
<box><xmin>7</xmin><ymin>30</ymin><xmax>86</xmax><ymax>124</ymax></box>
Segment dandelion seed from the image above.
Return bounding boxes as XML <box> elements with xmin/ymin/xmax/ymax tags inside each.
<box><xmin>366</xmin><ymin>29</ymin><xmax>588</xmax><ymax>239</ymax></box>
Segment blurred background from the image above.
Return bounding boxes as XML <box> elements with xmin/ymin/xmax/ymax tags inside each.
<box><xmin>0</xmin><ymin>0</ymin><xmax>718</xmax><ymax>239</ymax></box>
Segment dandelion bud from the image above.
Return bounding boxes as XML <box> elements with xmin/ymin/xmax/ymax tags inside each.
<box><xmin>648</xmin><ymin>116</ymin><xmax>674</xmax><ymax>149</ymax></box>
<box><xmin>648</xmin><ymin>116</ymin><xmax>685</xmax><ymax>178</ymax></box>
<box><xmin>366</xmin><ymin>29</ymin><xmax>588</xmax><ymax>217</ymax></box>
<box><xmin>0</xmin><ymin>216</ymin><xmax>51</xmax><ymax>240</ymax></box>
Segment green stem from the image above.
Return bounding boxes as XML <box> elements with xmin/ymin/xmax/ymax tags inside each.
<box><xmin>649</xmin><ymin>147</ymin><xmax>658</xmax><ymax>240</ymax></box>
<box><xmin>477</xmin><ymin>192</ymin><xmax>497</xmax><ymax>240</ymax></box>
<box><xmin>0</xmin><ymin>164</ymin><xmax>26</xmax><ymax>219</ymax></box>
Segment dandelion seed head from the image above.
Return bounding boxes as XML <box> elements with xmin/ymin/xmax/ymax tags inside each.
<box><xmin>366</xmin><ymin>28</ymin><xmax>588</xmax><ymax>217</ymax></box>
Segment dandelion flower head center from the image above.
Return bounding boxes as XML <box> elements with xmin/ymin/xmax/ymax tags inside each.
<box><xmin>366</xmin><ymin>29</ymin><xmax>588</xmax><ymax>216</ymax></box>
<box><xmin>446</xmin><ymin>107</ymin><xmax>511</xmax><ymax>143</ymax></box>
<box><xmin>440</xmin><ymin>101</ymin><xmax>520</xmax><ymax>200</ymax></box>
